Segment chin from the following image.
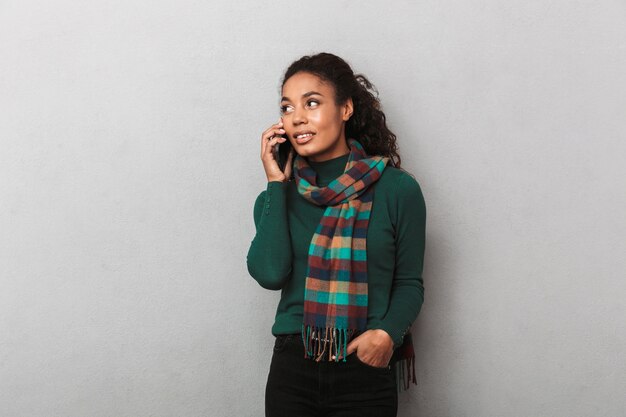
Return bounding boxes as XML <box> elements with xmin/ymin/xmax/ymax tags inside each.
<box><xmin>294</xmin><ymin>146</ymin><xmax>318</xmax><ymax>157</ymax></box>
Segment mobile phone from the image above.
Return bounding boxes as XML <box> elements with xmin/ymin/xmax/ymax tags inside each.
<box><xmin>274</xmin><ymin>134</ymin><xmax>293</xmax><ymax>173</ymax></box>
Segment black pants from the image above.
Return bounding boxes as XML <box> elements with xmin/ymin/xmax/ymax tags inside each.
<box><xmin>265</xmin><ymin>334</ymin><xmax>397</xmax><ymax>417</ymax></box>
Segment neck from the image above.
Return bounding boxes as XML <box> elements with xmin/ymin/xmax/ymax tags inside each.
<box><xmin>307</xmin><ymin>152</ymin><xmax>351</xmax><ymax>187</ymax></box>
<box><xmin>307</xmin><ymin>132</ymin><xmax>349</xmax><ymax>162</ymax></box>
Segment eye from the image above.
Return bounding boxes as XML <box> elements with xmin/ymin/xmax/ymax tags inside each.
<box><xmin>280</xmin><ymin>104</ymin><xmax>293</xmax><ymax>114</ymax></box>
<box><xmin>307</xmin><ymin>99</ymin><xmax>320</xmax><ymax>108</ymax></box>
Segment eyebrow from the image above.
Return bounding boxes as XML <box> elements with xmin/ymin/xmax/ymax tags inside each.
<box><xmin>281</xmin><ymin>91</ymin><xmax>324</xmax><ymax>102</ymax></box>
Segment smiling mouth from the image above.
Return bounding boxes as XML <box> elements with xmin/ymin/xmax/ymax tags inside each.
<box><xmin>295</xmin><ymin>133</ymin><xmax>315</xmax><ymax>144</ymax></box>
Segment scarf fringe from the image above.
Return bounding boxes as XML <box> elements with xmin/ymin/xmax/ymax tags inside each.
<box><xmin>395</xmin><ymin>354</ymin><xmax>417</xmax><ymax>392</ymax></box>
<box><xmin>302</xmin><ymin>326</ymin><xmax>418</xmax><ymax>392</ymax></box>
<box><xmin>301</xmin><ymin>325</ymin><xmax>356</xmax><ymax>362</ymax></box>
<box><xmin>392</xmin><ymin>332</ymin><xmax>418</xmax><ymax>392</ymax></box>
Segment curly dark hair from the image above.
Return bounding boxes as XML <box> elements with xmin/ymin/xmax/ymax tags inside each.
<box><xmin>281</xmin><ymin>52</ymin><xmax>402</xmax><ymax>168</ymax></box>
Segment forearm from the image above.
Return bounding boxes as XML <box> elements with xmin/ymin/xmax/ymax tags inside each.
<box><xmin>246</xmin><ymin>181</ymin><xmax>293</xmax><ymax>290</ymax></box>
<box><xmin>378</xmin><ymin>173</ymin><xmax>427</xmax><ymax>348</ymax></box>
<box><xmin>378</xmin><ymin>278</ymin><xmax>424</xmax><ymax>347</ymax></box>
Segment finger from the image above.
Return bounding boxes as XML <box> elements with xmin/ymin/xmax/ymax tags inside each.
<box><xmin>261</xmin><ymin>127</ymin><xmax>285</xmax><ymax>145</ymax></box>
<box><xmin>346</xmin><ymin>341</ymin><xmax>358</xmax><ymax>356</ymax></box>
<box><xmin>284</xmin><ymin>148</ymin><xmax>295</xmax><ymax>177</ymax></box>
<box><xmin>357</xmin><ymin>350</ymin><xmax>385</xmax><ymax>367</ymax></box>
<box><xmin>261</xmin><ymin>120</ymin><xmax>284</xmax><ymax>138</ymax></box>
<box><xmin>261</xmin><ymin>128</ymin><xmax>286</xmax><ymax>155</ymax></box>
<box><xmin>264</xmin><ymin>135</ymin><xmax>286</xmax><ymax>153</ymax></box>
<box><xmin>261</xmin><ymin>120</ymin><xmax>284</xmax><ymax>137</ymax></box>
<box><xmin>262</xmin><ymin>136</ymin><xmax>287</xmax><ymax>160</ymax></box>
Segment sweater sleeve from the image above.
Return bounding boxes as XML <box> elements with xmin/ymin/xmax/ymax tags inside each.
<box><xmin>246</xmin><ymin>181</ymin><xmax>293</xmax><ymax>290</ymax></box>
<box><xmin>378</xmin><ymin>173</ymin><xmax>427</xmax><ymax>348</ymax></box>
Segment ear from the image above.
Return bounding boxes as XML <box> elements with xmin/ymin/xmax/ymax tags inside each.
<box><xmin>342</xmin><ymin>98</ymin><xmax>354</xmax><ymax>121</ymax></box>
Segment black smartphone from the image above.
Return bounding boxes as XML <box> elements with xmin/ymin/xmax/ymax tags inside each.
<box><xmin>274</xmin><ymin>134</ymin><xmax>293</xmax><ymax>173</ymax></box>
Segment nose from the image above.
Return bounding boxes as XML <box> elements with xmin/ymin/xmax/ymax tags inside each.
<box><xmin>292</xmin><ymin>105</ymin><xmax>307</xmax><ymax>125</ymax></box>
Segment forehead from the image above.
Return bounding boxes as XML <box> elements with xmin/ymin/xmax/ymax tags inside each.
<box><xmin>281</xmin><ymin>72</ymin><xmax>335</xmax><ymax>99</ymax></box>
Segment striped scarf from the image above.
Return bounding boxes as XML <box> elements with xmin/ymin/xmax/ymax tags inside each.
<box><xmin>294</xmin><ymin>138</ymin><xmax>387</xmax><ymax>363</ymax></box>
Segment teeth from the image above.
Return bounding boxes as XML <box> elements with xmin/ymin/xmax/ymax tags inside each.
<box><xmin>296</xmin><ymin>133</ymin><xmax>313</xmax><ymax>139</ymax></box>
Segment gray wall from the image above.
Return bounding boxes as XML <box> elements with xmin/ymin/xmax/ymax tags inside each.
<box><xmin>1</xmin><ymin>1</ymin><xmax>624</xmax><ymax>416</ymax></box>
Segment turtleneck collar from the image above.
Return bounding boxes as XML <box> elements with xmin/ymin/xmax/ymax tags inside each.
<box><xmin>306</xmin><ymin>152</ymin><xmax>350</xmax><ymax>187</ymax></box>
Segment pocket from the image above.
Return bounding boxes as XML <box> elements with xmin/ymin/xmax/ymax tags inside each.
<box><xmin>351</xmin><ymin>352</ymin><xmax>392</xmax><ymax>372</ymax></box>
<box><xmin>273</xmin><ymin>334</ymin><xmax>296</xmax><ymax>353</ymax></box>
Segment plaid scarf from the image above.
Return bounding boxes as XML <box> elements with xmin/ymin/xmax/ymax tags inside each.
<box><xmin>293</xmin><ymin>138</ymin><xmax>417</xmax><ymax>390</ymax></box>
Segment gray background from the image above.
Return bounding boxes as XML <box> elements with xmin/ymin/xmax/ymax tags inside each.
<box><xmin>1</xmin><ymin>1</ymin><xmax>625</xmax><ymax>416</ymax></box>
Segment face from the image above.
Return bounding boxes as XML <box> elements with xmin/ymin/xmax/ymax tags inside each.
<box><xmin>280</xmin><ymin>72</ymin><xmax>353</xmax><ymax>162</ymax></box>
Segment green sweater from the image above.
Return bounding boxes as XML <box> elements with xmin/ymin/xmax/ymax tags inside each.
<box><xmin>246</xmin><ymin>153</ymin><xmax>426</xmax><ymax>348</ymax></box>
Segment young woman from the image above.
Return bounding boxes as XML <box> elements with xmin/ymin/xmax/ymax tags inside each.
<box><xmin>246</xmin><ymin>52</ymin><xmax>426</xmax><ymax>417</ymax></box>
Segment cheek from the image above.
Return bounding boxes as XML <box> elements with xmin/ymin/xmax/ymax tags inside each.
<box><xmin>311</xmin><ymin>110</ymin><xmax>338</xmax><ymax>131</ymax></box>
<box><xmin>308</xmin><ymin>112</ymin><xmax>323</xmax><ymax>126</ymax></box>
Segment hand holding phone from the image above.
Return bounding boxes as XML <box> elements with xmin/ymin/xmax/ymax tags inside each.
<box><xmin>260</xmin><ymin>119</ymin><xmax>295</xmax><ymax>182</ymax></box>
<box><xmin>274</xmin><ymin>132</ymin><xmax>294</xmax><ymax>173</ymax></box>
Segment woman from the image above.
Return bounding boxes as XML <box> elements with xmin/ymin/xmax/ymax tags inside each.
<box><xmin>246</xmin><ymin>52</ymin><xmax>426</xmax><ymax>417</ymax></box>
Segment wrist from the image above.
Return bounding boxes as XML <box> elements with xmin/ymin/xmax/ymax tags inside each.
<box><xmin>373</xmin><ymin>329</ymin><xmax>394</xmax><ymax>348</ymax></box>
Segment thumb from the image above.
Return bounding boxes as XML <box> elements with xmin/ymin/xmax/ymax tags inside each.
<box><xmin>346</xmin><ymin>338</ymin><xmax>359</xmax><ymax>355</ymax></box>
<box><xmin>284</xmin><ymin>148</ymin><xmax>295</xmax><ymax>178</ymax></box>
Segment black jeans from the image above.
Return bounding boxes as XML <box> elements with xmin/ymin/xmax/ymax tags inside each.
<box><xmin>265</xmin><ymin>334</ymin><xmax>397</xmax><ymax>417</ymax></box>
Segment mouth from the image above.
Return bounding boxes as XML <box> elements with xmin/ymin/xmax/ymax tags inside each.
<box><xmin>294</xmin><ymin>132</ymin><xmax>315</xmax><ymax>145</ymax></box>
